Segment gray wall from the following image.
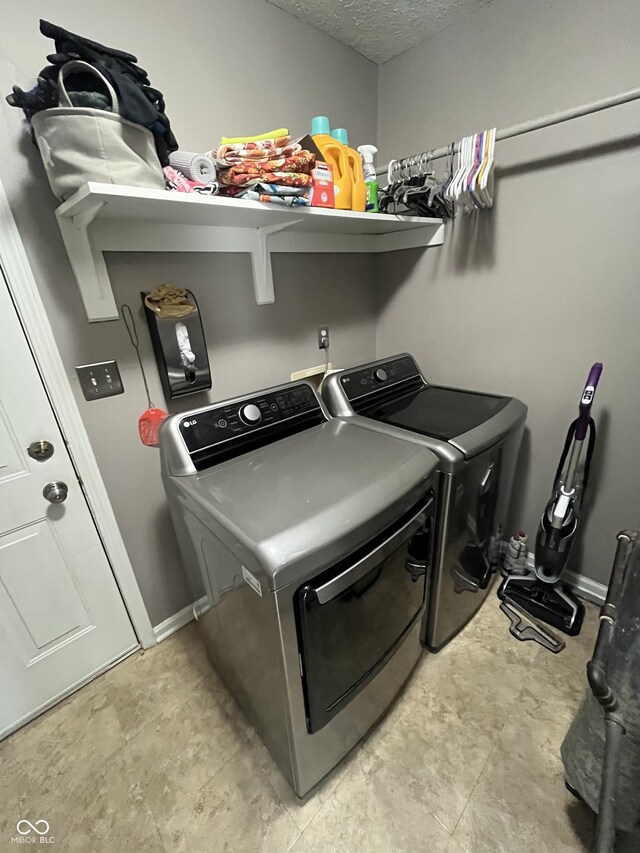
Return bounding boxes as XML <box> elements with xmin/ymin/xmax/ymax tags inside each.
<box><xmin>0</xmin><ymin>2</ymin><xmax>378</xmax><ymax>625</ymax></box>
<box><xmin>3</xmin><ymin>0</ymin><xmax>637</xmax><ymax>625</ymax></box>
<box><xmin>376</xmin><ymin>0</ymin><xmax>640</xmax><ymax>585</ymax></box>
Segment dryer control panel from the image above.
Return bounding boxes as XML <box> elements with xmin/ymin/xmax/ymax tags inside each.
<box><xmin>339</xmin><ymin>355</ymin><xmax>423</xmax><ymax>403</ymax></box>
<box><xmin>178</xmin><ymin>382</ymin><xmax>326</xmax><ymax>469</ymax></box>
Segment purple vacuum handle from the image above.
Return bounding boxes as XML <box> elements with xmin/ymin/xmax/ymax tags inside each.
<box><xmin>576</xmin><ymin>362</ymin><xmax>603</xmax><ymax>440</ymax></box>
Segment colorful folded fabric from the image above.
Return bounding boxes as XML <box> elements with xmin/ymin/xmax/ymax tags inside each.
<box><xmin>211</xmin><ymin>136</ymin><xmax>298</xmax><ymax>167</ymax></box>
<box><xmin>217</xmin><ymin>151</ymin><xmax>315</xmax><ymax>188</ymax></box>
<box><xmin>163</xmin><ymin>166</ymin><xmax>218</xmax><ymax>195</ymax></box>
<box><xmin>212</xmin><ymin>134</ymin><xmax>315</xmax><ymax>193</ymax></box>
<box><xmin>254</xmin><ymin>183</ymin><xmax>309</xmax><ymax>197</ymax></box>
<box><xmin>221</xmin><ymin>172</ymin><xmax>312</xmax><ymax>189</ymax></box>
<box><xmin>241</xmin><ymin>189</ymin><xmax>310</xmax><ymax>207</ymax></box>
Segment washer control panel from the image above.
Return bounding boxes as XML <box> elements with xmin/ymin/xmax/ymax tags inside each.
<box><xmin>179</xmin><ymin>382</ymin><xmax>324</xmax><ymax>456</ymax></box>
<box><xmin>339</xmin><ymin>355</ymin><xmax>422</xmax><ymax>402</ymax></box>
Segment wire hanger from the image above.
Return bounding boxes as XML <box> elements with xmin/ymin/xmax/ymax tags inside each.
<box><xmin>122</xmin><ymin>304</ymin><xmax>154</xmax><ymax>410</ymax></box>
<box><xmin>121</xmin><ymin>304</ymin><xmax>168</xmax><ymax>447</ymax></box>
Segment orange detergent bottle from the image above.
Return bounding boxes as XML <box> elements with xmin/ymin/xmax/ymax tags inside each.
<box><xmin>347</xmin><ymin>150</ymin><xmax>366</xmax><ymax>212</ymax></box>
<box><xmin>333</xmin><ymin>129</ymin><xmax>366</xmax><ymax>212</ymax></box>
<box><xmin>311</xmin><ymin>117</ymin><xmax>352</xmax><ymax>210</ymax></box>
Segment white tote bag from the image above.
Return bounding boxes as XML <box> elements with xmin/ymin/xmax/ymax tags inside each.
<box><xmin>31</xmin><ymin>60</ymin><xmax>165</xmax><ymax>201</ymax></box>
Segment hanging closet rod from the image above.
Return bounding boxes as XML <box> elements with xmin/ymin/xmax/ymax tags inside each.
<box><xmin>377</xmin><ymin>86</ymin><xmax>640</xmax><ymax>177</ymax></box>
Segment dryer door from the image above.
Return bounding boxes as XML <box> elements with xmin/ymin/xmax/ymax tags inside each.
<box><xmin>295</xmin><ymin>491</ymin><xmax>435</xmax><ymax>733</ymax></box>
<box><xmin>427</xmin><ymin>446</ymin><xmax>504</xmax><ymax>650</ymax></box>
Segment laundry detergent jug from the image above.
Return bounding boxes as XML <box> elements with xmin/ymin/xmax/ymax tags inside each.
<box><xmin>311</xmin><ymin>117</ymin><xmax>352</xmax><ymax>210</ymax></box>
<box><xmin>332</xmin><ymin>128</ymin><xmax>366</xmax><ymax>212</ymax></box>
<box><xmin>346</xmin><ymin>148</ymin><xmax>366</xmax><ymax>212</ymax></box>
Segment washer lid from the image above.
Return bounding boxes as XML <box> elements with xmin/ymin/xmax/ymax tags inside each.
<box><xmin>362</xmin><ymin>385</ymin><xmax>510</xmax><ymax>440</ymax></box>
<box><xmin>187</xmin><ymin>418</ymin><xmax>438</xmax><ymax>589</ymax></box>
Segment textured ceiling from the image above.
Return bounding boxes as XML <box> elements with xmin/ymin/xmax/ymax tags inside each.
<box><xmin>267</xmin><ymin>0</ymin><xmax>494</xmax><ymax>63</ymax></box>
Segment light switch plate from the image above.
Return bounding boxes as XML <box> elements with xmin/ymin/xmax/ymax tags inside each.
<box><xmin>76</xmin><ymin>360</ymin><xmax>124</xmax><ymax>401</ymax></box>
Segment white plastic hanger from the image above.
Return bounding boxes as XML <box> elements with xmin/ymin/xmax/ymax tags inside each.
<box><xmin>469</xmin><ymin>131</ymin><xmax>486</xmax><ymax>208</ymax></box>
<box><xmin>457</xmin><ymin>134</ymin><xmax>477</xmax><ymax>212</ymax></box>
<box><xmin>445</xmin><ymin>140</ymin><xmax>462</xmax><ymax>204</ymax></box>
<box><xmin>450</xmin><ymin>136</ymin><xmax>469</xmax><ymax>206</ymax></box>
<box><xmin>474</xmin><ymin>130</ymin><xmax>489</xmax><ymax>208</ymax></box>
<box><xmin>477</xmin><ymin>127</ymin><xmax>496</xmax><ymax>208</ymax></box>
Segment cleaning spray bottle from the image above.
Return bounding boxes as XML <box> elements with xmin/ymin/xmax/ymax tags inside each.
<box><xmin>357</xmin><ymin>145</ymin><xmax>379</xmax><ymax>213</ymax></box>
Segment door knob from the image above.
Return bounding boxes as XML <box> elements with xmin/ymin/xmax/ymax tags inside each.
<box><xmin>28</xmin><ymin>440</ymin><xmax>54</xmax><ymax>461</ymax></box>
<box><xmin>43</xmin><ymin>481</ymin><xmax>68</xmax><ymax>504</ymax></box>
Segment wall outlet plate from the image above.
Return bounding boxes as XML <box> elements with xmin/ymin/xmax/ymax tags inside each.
<box><xmin>290</xmin><ymin>363</ymin><xmax>332</xmax><ymax>381</ymax></box>
<box><xmin>318</xmin><ymin>325</ymin><xmax>330</xmax><ymax>350</ymax></box>
<box><xmin>76</xmin><ymin>360</ymin><xmax>124</xmax><ymax>401</ymax></box>
<box><xmin>291</xmin><ymin>363</ymin><xmax>332</xmax><ymax>391</ymax></box>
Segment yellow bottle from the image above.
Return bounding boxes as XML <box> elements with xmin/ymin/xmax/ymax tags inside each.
<box><xmin>311</xmin><ymin>117</ymin><xmax>352</xmax><ymax>210</ymax></box>
<box><xmin>313</xmin><ymin>136</ymin><xmax>352</xmax><ymax>210</ymax></box>
<box><xmin>332</xmin><ymin>128</ymin><xmax>365</xmax><ymax>212</ymax></box>
<box><xmin>346</xmin><ymin>148</ymin><xmax>366</xmax><ymax>212</ymax></box>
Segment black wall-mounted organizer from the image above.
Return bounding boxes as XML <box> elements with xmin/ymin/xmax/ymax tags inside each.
<box><xmin>141</xmin><ymin>289</ymin><xmax>211</xmax><ymax>400</ymax></box>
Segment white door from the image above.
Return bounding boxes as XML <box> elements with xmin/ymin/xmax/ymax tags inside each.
<box><xmin>0</xmin><ymin>269</ymin><xmax>138</xmax><ymax>738</ymax></box>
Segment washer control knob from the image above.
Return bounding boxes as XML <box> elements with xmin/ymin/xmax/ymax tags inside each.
<box><xmin>239</xmin><ymin>403</ymin><xmax>262</xmax><ymax>425</ymax></box>
<box><xmin>373</xmin><ymin>368</ymin><xmax>388</xmax><ymax>384</ymax></box>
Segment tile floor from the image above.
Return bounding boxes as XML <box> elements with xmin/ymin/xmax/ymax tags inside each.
<box><xmin>0</xmin><ymin>594</ymin><xmax>610</xmax><ymax>852</ymax></box>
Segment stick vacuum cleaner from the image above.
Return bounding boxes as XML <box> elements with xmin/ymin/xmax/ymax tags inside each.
<box><xmin>499</xmin><ymin>363</ymin><xmax>603</xmax><ymax>636</ymax></box>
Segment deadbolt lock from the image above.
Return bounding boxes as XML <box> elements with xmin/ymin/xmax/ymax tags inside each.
<box><xmin>28</xmin><ymin>440</ymin><xmax>54</xmax><ymax>461</ymax></box>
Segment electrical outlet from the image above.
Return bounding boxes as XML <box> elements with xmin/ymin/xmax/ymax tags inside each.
<box><xmin>318</xmin><ymin>326</ymin><xmax>330</xmax><ymax>350</ymax></box>
<box><xmin>76</xmin><ymin>360</ymin><xmax>124</xmax><ymax>401</ymax></box>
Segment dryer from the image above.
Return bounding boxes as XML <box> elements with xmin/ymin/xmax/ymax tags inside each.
<box><xmin>322</xmin><ymin>354</ymin><xmax>527</xmax><ymax>650</ymax></box>
<box><xmin>160</xmin><ymin>380</ymin><xmax>439</xmax><ymax>796</ymax></box>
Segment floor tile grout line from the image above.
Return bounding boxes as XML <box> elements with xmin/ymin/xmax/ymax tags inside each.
<box><xmin>283</xmin><ymin>794</ymin><xmax>327</xmax><ymax>836</ymax></box>
<box><xmin>284</xmin><ymin>829</ymin><xmax>304</xmax><ymax>853</ymax></box>
<box><xmin>255</xmin><ymin>766</ymin><xmax>308</xmax><ymax>851</ymax></box>
<box><xmin>367</xmin><ymin>724</ymin><xmax>473</xmax><ymax>840</ymax></box>
<box><xmin>150</xmin><ymin>808</ymin><xmax>169</xmax><ymax>853</ymax></box>
<box><xmin>294</xmin><ymin>786</ymin><xmax>336</xmax><ymax>844</ymax></box>
<box><xmin>450</xmin><ymin>738</ymin><xmax>500</xmax><ymax>838</ymax></box>
<box><xmin>431</xmin><ymin>810</ymin><xmax>458</xmax><ymax>838</ymax></box>
<box><xmin>289</xmin><ymin>750</ymin><xmax>359</xmax><ymax>833</ymax></box>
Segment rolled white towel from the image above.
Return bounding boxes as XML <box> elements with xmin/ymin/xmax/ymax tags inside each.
<box><xmin>168</xmin><ymin>151</ymin><xmax>217</xmax><ymax>183</ymax></box>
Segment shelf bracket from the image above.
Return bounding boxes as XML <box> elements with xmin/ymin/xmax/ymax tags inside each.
<box><xmin>56</xmin><ymin>202</ymin><xmax>119</xmax><ymax>322</ymax></box>
<box><xmin>249</xmin><ymin>219</ymin><xmax>304</xmax><ymax>304</ymax></box>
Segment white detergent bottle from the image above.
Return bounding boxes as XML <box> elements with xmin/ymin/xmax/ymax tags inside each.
<box><xmin>357</xmin><ymin>145</ymin><xmax>378</xmax><ymax>212</ymax></box>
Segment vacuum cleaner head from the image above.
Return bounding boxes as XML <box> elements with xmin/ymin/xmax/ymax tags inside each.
<box><xmin>498</xmin><ymin>574</ymin><xmax>585</xmax><ymax>635</ymax></box>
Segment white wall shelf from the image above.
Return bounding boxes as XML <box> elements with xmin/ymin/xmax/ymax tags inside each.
<box><xmin>56</xmin><ymin>183</ymin><xmax>444</xmax><ymax>322</ymax></box>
